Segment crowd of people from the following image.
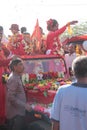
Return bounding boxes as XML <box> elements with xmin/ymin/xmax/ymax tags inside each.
<box><xmin>1</xmin><ymin>18</ymin><xmax>87</xmax><ymax>130</ymax></box>
<box><xmin>2</xmin><ymin>21</ymin><xmax>84</xmax><ymax>80</ymax></box>
<box><xmin>0</xmin><ymin>19</ymin><xmax>78</xmax><ymax>58</ymax></box>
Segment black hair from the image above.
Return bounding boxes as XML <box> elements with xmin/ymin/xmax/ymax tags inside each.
<box><xmin>9</xmin><ymin>58</ymin><xmax>22</xmax><ymax>71</ymax></box>
<box><xmin>47</xmin><ymin>19</ymin><xmax>58</xmax><ymax>31</ymax></box>
<box><xmin>72</xmin><ymin>56</ymin><xmax>87</xmax><ymax>78</ymax></box>
<box><xmin>0</xmin><ymin>26</ymin><xmax>3</xmax><ymax>31</ymax></box>
<box><xmin>21</xmin><ymin>27</ymin><xmax>27</xmax><ymax>34</ymax></box>
<box><xmin>52</xmin><ymin>19</ymin><xmax>58</xmax><ymax>27</ymax></box>
<box><xmin>69</xmin><ymin>43</ymin><xmax>76</xmax><ymax>49</ymax></box>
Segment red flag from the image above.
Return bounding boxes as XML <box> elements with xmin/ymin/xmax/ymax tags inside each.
<box><xmin>31</xmin><ymin>19</ymin><xmax>42</xmax><ymax>52</ymax></box>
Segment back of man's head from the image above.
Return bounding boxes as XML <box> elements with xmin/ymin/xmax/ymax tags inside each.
<box><xmin>72</xmin><ymin>56</ymin><xmax>87</xmax><ymax>78</ymax></box>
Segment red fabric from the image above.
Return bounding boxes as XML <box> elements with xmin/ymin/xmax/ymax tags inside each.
<box><xmin>0</xmin><ymin>67</ymin><xmax>6</xmax><ymax>124</ymax></box>
<box><xmin>0</xmin><ymin>59</ymin><xmax>11</xmax><ymax>67</ymax></box>
<box><xmin>8</xmin><ymin>34</ymin><xmax>26</xmax><ymax>55</ymax></box>
<box><xmin>2</xmin><ymin>45</ymin><xmax>10</xmax><ymax>57</ymax></box>
<box><xmin>11</xmin><ymin>44</ymin><xmax>26</xmax><ymax>55</ymax></box>
<box><xmin>46</xmin><ymin>25</ymin><xmax>67</xmax><ymax>51</ymax></box>
<box><xmin>63</xmin><ymin>35</ymin><xmax>87</xmax><ymax>44</ymax></box>
<box><xmin>26</xmin><ymin>90</ymin><xmax>56</xmax><ymax>104</ymax></box>
<box><xmin>0</xmin><ymin>58</ymin><xmax>10</xmax><ymax>124</ymax></box>
<box><xmin>69</xmin><ymin>35</ymin><xmax>87</xmax><ymax>42</ymax></box>
<box><xmin>21</xmin><ymin>54</ymin><xmax>64</xmax><ymax>60</ymax></box>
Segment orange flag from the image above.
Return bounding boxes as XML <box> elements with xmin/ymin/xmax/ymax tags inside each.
<box><xmin>31</xmin><ymin>19</ymin><xmax>42</xmax><ymax>52</ymax></box>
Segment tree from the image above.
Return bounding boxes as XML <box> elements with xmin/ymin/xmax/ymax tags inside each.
<box><xmin>60</xmin><ymin>21</ymin><xmax>87</xmax><ymax>43</ymax></box>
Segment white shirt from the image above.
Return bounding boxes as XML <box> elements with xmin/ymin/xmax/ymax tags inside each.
<box><xmin>51</xmin><ymin>84</ymin><xmax>87</xmax><ymax>130</ymax></box>
<box><xmin>65</xmin><ymin>52</ymin><xmax>76</xmax><ymax>70</ymax></box>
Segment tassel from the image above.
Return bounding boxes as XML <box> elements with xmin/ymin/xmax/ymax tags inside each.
<box><xmin>68</xmin><ymin>24</ymin><xmax>73</xmax><ymax>35</ymax></box>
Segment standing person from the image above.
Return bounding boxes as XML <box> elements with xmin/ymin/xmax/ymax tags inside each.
<box><xmin>62</xmin><ymin>44</ymin><xmax>69</xmax><ymax>54</ymax></box>
<box><xmin>64</xmin><ymin>43</ymin><xmax>77</xmax><ymax>78</ymax></box>
<box><xmin>6</xmin><ymin>57</ymin><xmax>31</xmax><ymax>130</ymax></box>
<box><xmin>46</xmin><ymin>19</ymin><xmax>78</xmax><ymax>55</ymax></box>
<box><xmin>0</xmin><ymin>26</ymin><xmax>10</xmax><ymax>59</ymax></box>
<box><xmin>51</xmin><ymin>55</ymin><xmax>87</xmax><ymax>130</ymax></box>
<box><xmin>22</xmin><ymin>32</ymin><xmax>34</xmax><ymax>55</ymax></box>
<box><xmin>39</xmin><ymin>27</ymin><xmax>47</xmax><ymax>54</ymax></box>
<box><xmin>8</xmin><ymin>24</ymin><xmax>26</xmax><ymax>56</ymax></box>
<box><xmin>0</xmin><ymin>26</ymin><xmax>9</xmax><ymax>47</ymax></box>
<box><xmin>0</xmin><ymin>26</ymin><xmax>10</xmax><ymax>125</ymax></box>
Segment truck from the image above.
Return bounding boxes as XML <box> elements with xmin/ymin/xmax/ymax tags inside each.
<box><xmin>0</xmin><ymin>54</ymin><xmax>68</xmax><ymax>130</ymax></box>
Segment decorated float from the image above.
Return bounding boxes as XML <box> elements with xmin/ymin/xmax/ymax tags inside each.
<box><xmin>0</xmin><ymin>53</ymin><xmax>70</xmax><ymax>130</ymax></box>
<box><xmin>1</xmin><ymin>21</ymin><xmax>87</xmax><ymax>129</ymax></box>
<box><xmin>20</xmin><ymin>54</ymin><xmax>70</xmax><ymax>122</ymax></box>
<box><xmin>1</xmin><ymin>34</ymin><xmax>87</xmax><ymax>127</ymax></box>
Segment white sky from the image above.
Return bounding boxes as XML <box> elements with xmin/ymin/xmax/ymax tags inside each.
<box><xmin>1</xmin><ymin>0</ymin><xmax>87</xmax><ymax>36</ymax></box>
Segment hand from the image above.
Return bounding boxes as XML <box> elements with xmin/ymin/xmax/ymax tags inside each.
<box><xmin>70</xmin><ymin>20</ymin><xmax>78</xmax><ymax>25</ymax></box>
<box><xmin>67</xmin><ymin>20</ymin><xmax>78</xmax><ymax>26</ymax></box>
<box><xmin>25</xmin><ymin>103</ymin><xmax>32</xmax><ymax>111</ymax></box>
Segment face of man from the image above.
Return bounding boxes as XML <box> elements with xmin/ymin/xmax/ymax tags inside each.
<box><xmin>68</xmin><ymin>44</ymin><xmax>76</xmax><ymax>54</ymax></box>
<box><xmin>52</xmin><ymin>23</ymin><xmax>58</xmax><ymax>31</ymax></box>
<box><xmin>11</xmin><ymin>29</ymin><xmax>18</xmax><ymax>35</ymax></box>
<box><xmin>14</xmin><ymin>61</ymin><xmax>24</xmax><ymax>74</ymax></box>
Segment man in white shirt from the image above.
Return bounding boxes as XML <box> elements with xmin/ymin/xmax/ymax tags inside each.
<box><xmin>51</xmin><ymin>56</ymin><xmax>87</xmax><ymax>130</ymax></box>
<box><xmin>64</xmin><ymin>43</ymin><xmax>76</xmax><ymax>77</ymax></box>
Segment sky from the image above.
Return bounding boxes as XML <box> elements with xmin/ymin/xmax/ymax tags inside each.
<box><xmin>1</xmin><ymin>0</ymin><xmax>87</xmax><ymax>36</ymax></box>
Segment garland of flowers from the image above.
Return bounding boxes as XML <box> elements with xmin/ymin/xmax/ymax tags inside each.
<box><xmin>22</xmin><ymin>71</ymin><xmax>71</xmax><ymax>97</ymax></box>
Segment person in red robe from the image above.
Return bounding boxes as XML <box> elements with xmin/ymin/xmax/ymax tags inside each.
<box><xmin>0</xmin><ymin>26</ymin><xmax>10</xmax><ymax>125</ymax></box>
<box><xmin>8</xmin><ymin>24</ymin><xmax>26</xmax><ymax>56</ymax></box>
<box><xmin>46</xmin><ymin>19</ymin><xmax>78</xmax><ymax>55</ymax></box>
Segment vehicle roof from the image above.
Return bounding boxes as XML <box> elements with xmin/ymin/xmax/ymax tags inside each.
<box><xmin>65</xmin><ymin>34</ymin><xmax>87</xmax><ymax>44</ymax></box>
<box><xmin>21</xmin><ymin>54</ymin><xmax>64</xmax><ymax>60</ymax></box>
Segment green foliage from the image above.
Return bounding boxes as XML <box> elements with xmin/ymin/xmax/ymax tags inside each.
<box><xmin>60</xmin><ymin>21</ymin><xmax>87</xmax><ymax>42</ymax></box>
